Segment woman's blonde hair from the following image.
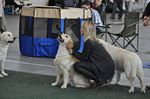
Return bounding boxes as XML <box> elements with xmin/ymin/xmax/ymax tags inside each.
<box><xmin>81</xmin><ymin>21</ymin><xmax>97</xmax><ymax>41</ymax></box>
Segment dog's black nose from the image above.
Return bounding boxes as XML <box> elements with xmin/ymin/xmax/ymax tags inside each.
<box><xmin>58</xmin><ymin>32</ymin><xmax>64</xmax><ymax>38</ymax></box>
<box><xmin>13</xmin><ymin>37</ymin><xmax>16</xmax><ymax>40</ymax></box>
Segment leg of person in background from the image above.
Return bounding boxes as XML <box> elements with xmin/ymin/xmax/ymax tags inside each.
<box><xmin>146</xmin><ymin>86</ymin><xmax>150</xmax><ymax>89</ymax></box>
<box><xmin>117</xmin><ymin>0</ymin><xmax>123</xmax><ymax>20</ymax></box>
<box><xmin>0</xmin><ymin>8</ymin><xmax>7</xmax><ymax>32</ymax></box>
<box><xmin>125</xmin><ymin>0</ymin><xmax>129</xmax><ymax>12</ymax></box>
<box><xmin>110</xmin><ymin>0</ymin><xmax>117</xmax><ymax>20</ymax></box>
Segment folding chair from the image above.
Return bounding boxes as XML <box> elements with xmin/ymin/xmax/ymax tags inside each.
<box><xmin>107</xmin><ymin>12</ymin><xmax>140</xmax><ymax>52</ymax></box>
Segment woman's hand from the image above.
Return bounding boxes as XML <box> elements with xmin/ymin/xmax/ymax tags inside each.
<box><xmin>66</xmin><ymin>40</ymin><xmax>73</xmax><ymax>54</ymax></box>
<box><xmin>143</xmin><ymin>16</ymin><xmax>149</xmax><ymax>26</ymax></box>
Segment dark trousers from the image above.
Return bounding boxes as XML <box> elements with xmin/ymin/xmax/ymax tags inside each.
<box><xmin>73</xmin><ymin>62</ymin><xmax>100</xmax><ymax>82</ymax></box>
<box><xmin>111</xmin><ymin>0</ymin><xmax>123</xmax><ymax>19</ymax></box>
<box><xmin>0</xmin><ymin>9</ymin><xmax>7</xmax><ymax>32</ymax></box>
<box><xmin>143</xmin><ymin>2</ymin><xmax>150</xmax><ymax>17</ymax></box>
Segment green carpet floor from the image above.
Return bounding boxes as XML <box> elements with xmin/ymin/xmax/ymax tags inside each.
<box><xmin>0</xmin><ymin>71</ymin><xmax>150</xmax><ymax>99</ymax></box>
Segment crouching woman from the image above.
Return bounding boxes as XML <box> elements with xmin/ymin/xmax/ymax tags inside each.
<box><xmin>68</xmin><ymin>21</ymin><xmax>115</xmax><ymax>88</ymax></box>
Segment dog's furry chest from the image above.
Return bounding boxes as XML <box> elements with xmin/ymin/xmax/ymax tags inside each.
<box><xmin>0</xmin><ymin>46</ymin><xmax>9</xmax><ymax>60</ymax></box>
<box><xmin>54</xmin><ymin>55</ymin><xmax>76</xmax><ymax>70</ymax></box>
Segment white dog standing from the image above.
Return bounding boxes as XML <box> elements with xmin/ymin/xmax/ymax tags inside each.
<box><xmin>0</xmin><ymin>31</ymin><xmax>16</xmax><ymax>78</ymax></box>
<box><xmin>97</xmin><ymin>39</ymin><xmax>146</xmax><ymax>93</ymax></box>
<box><xmin>51</xmin><ymin>33</ymin><xmax>90</xmax><ymax>89</ymax></box>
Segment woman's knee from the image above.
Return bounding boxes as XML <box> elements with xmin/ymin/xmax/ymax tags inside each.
<box><xmin>73</xmin><ymin>62</ymin><xmax>81</xmax><ymax>71</ymax></box>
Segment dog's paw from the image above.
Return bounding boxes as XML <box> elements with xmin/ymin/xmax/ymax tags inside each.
<box><xmin>1</xmin><ymin>71</ymin><xmax>8</xmax><ymax>76</ymax></box>
<box><xmin>75</xmin><ymin>85</ymin><xmax>88</xmax><ymax>88</ymax></box>
<box><xmin>51</xmin><ymin>82</ymin><xmax>58</xmax><ymax>86</ymax></box>
<box><xmin>141</xmin><ymin>88</ymin><xmax>146</xmax><ymax>93</ymax></box>
<box><xmin>61</xmin><ymin>85</ymin><xmax>67</xmax><ymax>89</ymax></box>
<box><xmin>128</xmin><ymin>89</ymin><xmax>134</xmax><ymax>93</ymax></box>
<box><xmin>0</xmin><ymin>74</ymin><xmax>3</xmax><ymax>78</ymax></box>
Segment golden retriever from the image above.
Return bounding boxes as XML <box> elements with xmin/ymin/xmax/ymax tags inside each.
<box><xmin>51</xmin><ymin>33</ymin><xmax>90</xmax><ymax>89</ymax></box>
<box><xmin>0</xmin><ymin>31</ymin><xmax>16</xmax><ymax>78</ymax></box>
<box><xmin>97</xmin><ymin>39</ymin><xmax>146</xmax><ymax>93</ymax></box>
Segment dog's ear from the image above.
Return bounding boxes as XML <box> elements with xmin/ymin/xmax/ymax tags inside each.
<box><xmin>66</xmin><ymin>39</ymin><xmax>73</xmax><ymax>50</ymax></box>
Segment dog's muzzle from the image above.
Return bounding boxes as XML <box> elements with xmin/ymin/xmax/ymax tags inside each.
<box><xmin>8</xmin><ymin>37</ymin><xmax>16</xmax><ymax>43</ymax></box>
<box><xmin>57</xmin><ymin>33</ymin><xmax>64</xmax><ymax>42</ymax></box>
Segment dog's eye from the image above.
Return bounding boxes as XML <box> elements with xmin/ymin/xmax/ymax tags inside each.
<box><xmin>66</xmin><ymin>35</ymin><xmax>68</xmax><ymax>38</ymax></box>
<box><xmin>8</xmin><ymin>34</ymin><xmax>11</xmax><ymax>36</ymax></box>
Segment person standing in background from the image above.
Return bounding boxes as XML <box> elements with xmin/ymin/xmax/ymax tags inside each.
<box><xmin>124</xmin><ymin>0</ymin><xmax>130</xmax><ymax>11</ymax></box>
<box><xmin>89</xmin><ymin>0</ymin><xmax>102</xmax><ymax>9</ymax></box>
<box><xmin>110</xmin><ymin>0</ymin><xmax>123</xmax><ymax>20</ymax></box>
<box><xmin>81</xmin><ymin>1</ymin><xmax>104</xmax><ymax>34</ymax></box>
<box><xmin>0</xmin><ymin>0</ymin><xmax>7</xmax><ymax>32</ymax></box>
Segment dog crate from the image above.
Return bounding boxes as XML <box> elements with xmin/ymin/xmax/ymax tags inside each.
<box><xmin>19</xmin><ymin>6</ymin><xmax>91</xmax><ymax>57</ymax></box>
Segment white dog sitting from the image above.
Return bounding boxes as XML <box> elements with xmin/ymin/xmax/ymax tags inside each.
<box><xmin>0</xmin><ymin>31</ymin><xmax>16</xmax><ymax>78</ymax></box>
<box><xmin>97</xmin><ymin>39</ymin><xmax>146</xmax><ymax>93</ymax></box>
<box><xmin>51</xmin><ymin>33</ymin><xmax>90</xmax><ymax>89</ymax></box>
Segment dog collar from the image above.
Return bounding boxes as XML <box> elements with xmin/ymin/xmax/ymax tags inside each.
<box><xmin>56</xmin><ymin>55</ymin><xmax>72</xmax><ymax>61</ymax></box>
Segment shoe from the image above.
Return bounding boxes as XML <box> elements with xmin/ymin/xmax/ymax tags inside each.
<box><xmin>118</xmin><ymin>17</ymin><xmax>122</xmax><ymax>20</ymax></box>
<box><xmin>89</xmin><ymin>81</ymin><xmax>105</xmax><ymax>89</ymax></box>
<box><xmin>110</xmin><ymin>16</ymin><xmax>115</xmax><ymax>20</ymax></box>
<box><xmin>146</xmin><ymin>85</ymin><xmax>150</xmax><ymax>89</ymax></box>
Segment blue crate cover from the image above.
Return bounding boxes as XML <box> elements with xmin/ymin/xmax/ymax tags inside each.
<box><xmin>19</xmin><ymin>35</ymin><xmax>33</xmax><ymax>56</ymax></box>
<box><xmin>19</xmin><ymin>35</ymin><xmax>59</xmax><ymax>57</ymax></box>
<box><xmin>33</xmin><ymin>38</ymin><xmax>59</xmax><ymax>57</ymax></box>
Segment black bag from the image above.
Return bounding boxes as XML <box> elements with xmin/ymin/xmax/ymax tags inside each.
<box><xmin>106</xmin><ymin>0</ymin><xmax>113</xmax><ymax>13</ymax></box>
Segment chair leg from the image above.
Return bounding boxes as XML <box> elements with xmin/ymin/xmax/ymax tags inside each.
<box><xmin>108</xmin><ymin>34</ymin><xmax>139</xmax><ymax>52</ymax></box>
<box><xmin>109</xmin><ymin>35</ymin><xmax>123</xmax><ymax>47</ymax></box>
<box><xmin>137</xmin><ymin>34</ymin><xmax>139</xmax><ymax>52</ymax></box>
<box><xmin>97</xmin><ymin>33</ymin><xmax>106</xmax><ymax>41</ymax></box>
<box><xmin>123</xmin><ymin>37</ymin><xmax>125</xmax><ymax>48</ymax></box>
<box><xmin>124</xmin><ymin>36</ymin><xmax>138</xmax><ymax>52</ymax></box>
<box><xmin>105</xmin><ymin>33</ymin><xmax>107</xmax><ymax>42</ymax></box>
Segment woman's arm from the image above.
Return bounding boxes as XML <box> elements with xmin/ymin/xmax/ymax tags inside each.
<box><xmin>72</xmin><ymin>39</ymin><xmax>93</xmax><ymax>61</ymax></box>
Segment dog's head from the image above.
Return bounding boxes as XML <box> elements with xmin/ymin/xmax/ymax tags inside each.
<box><xmin>57</xmin><ymin>33</ymin><xmax>73</xmax><ymax>49</ymax></box>
<box><xmin>0</xmin><ymin>31</ymin><xmax>16</xmax><ymax>44</ymax></box>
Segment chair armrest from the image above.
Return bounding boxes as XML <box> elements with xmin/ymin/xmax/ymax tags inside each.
<box><xmin>109</xmin><ymin>22</ymin><xmax>124</xmax><ymax>25</ymax></box>
<box><xmin>96</xmin><ymin>24</ymin><xmax>112</xmax><ymax>28</ymax></box>
<box><xmin>126</xmin><ymin>21</ymin><xmax>139</xmax><ymax>28</ymax></box>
